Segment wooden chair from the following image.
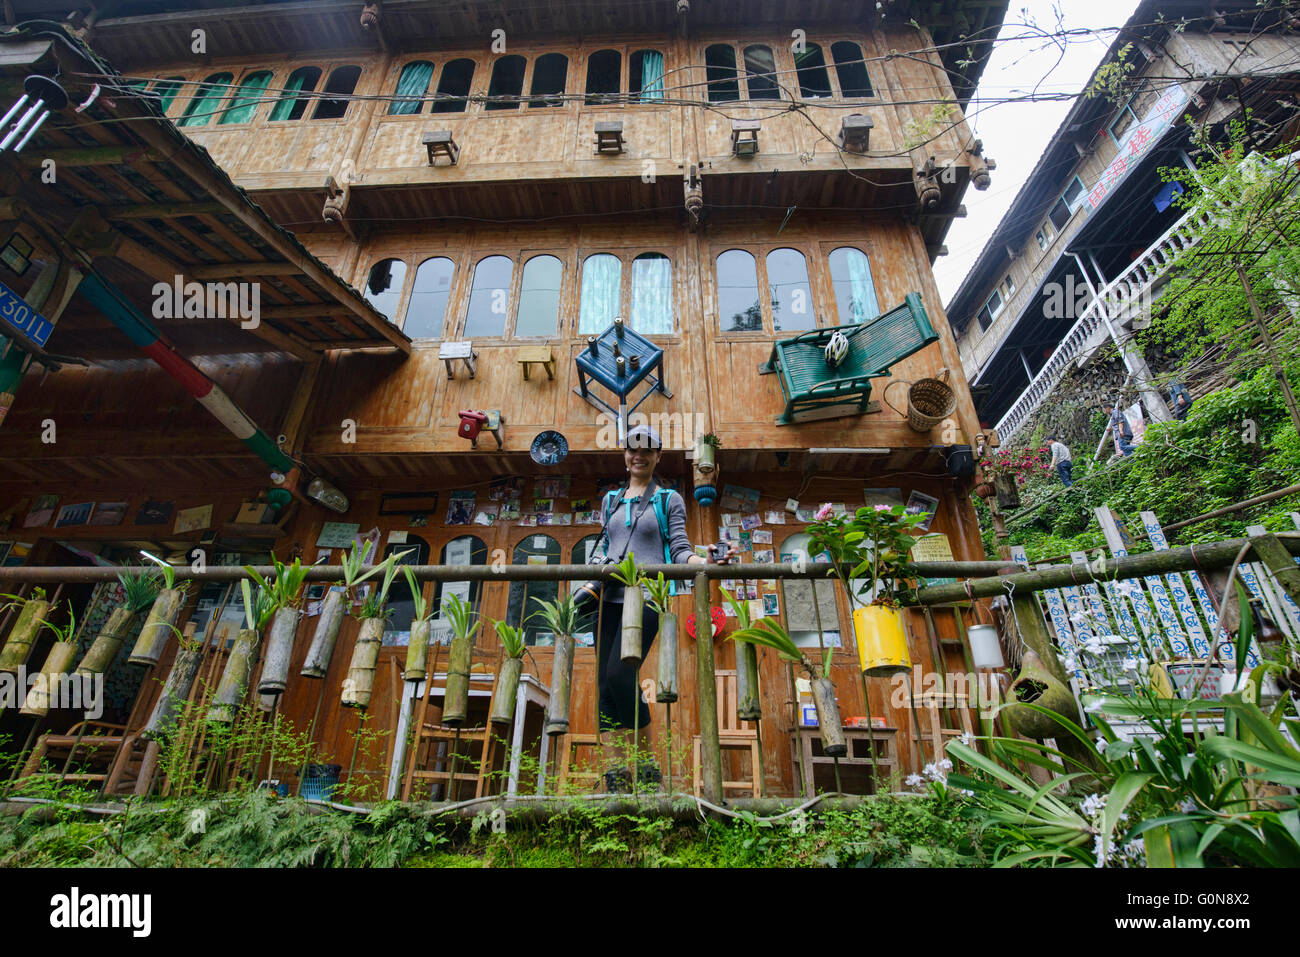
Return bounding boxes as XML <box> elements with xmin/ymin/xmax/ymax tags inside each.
<box><xmin>556</xmin><ymin>733</ymin><xmax>603</xmax><ymax>793</ymax></box>
<box><xmin>693</xmin><ymin>669</ymin><xmax>762</xmax><ymax>798</ymax></box>
<box><xmin>400</xmin><ymin>644</ymin><xmax>506</xmax><ymax>801</ymax></box>
<box><xmin>18</xmin><ymin>720</ymin><xmax>131</xmax><ymax>789</ymax></box>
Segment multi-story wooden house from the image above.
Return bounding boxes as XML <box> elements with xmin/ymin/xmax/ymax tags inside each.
<box><xmin>0</xmin><ymin>0</ymin><xmax>1006</xmax><ymax>797</ymax></box>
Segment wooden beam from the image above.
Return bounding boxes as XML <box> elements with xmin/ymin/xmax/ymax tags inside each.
<box><xmin>21</xmin><ymin>146</ymin><xmax>154</xmax><ymax>167</ymax></box>
<box><xmin>102</xmin><ymin>202</ymin><xmax>226</xmax><ymax>220</ymax></box>
<box><xmin>188</xmin><ymin>262</ymin><xmax>305</xmax><ymax>280</ymax></box>
<box><xmin>261</xmin><ymin>304</ymin><xmax>357</xmax><ymax>320</ymax></box>
<box><xmin>280</xmin><ymin>356</ymin><xmax>323</xmax><ymax>454</ymax></box>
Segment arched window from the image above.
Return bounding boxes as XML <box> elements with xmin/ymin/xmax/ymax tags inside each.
<box><xmin>630</xmin><ymin>253</ymin><xmax>672</xmax><ymax>335</ymax></box>
<box><xmin>486</xmin><ymin>55</ymin><xmax>526</xmax><ymax>110</ymax></box>
<box><xmin>152</xmin><ymin>76</ymin><xmax>185</xmax><ymax>115</ymax></box>
<box><xmin>716</xmin><ymin>249</ymin><xmax>762</xmax><ymax>332</ymax></box>
<box><xmin>507</xmin><ymin>534</ymin><xmax>562</xmax><ymax>645</ymax></box>
<box><xmin>179</xmin><ymin>72</ymin><xmax>234</xmax><ymax>127</ymax></box>
<box><xmin>578</xmin><ymin>253</ymin><xmax>622</xmax><ymax>335</ymax></box>
<box><xmin>464</xmin><ymin>255</ymin><xmax>514</xmax><ymax>338</ymax></box>
<box><xmin>629</xmin><ymin>49</ymin><xmax>665</xmax><ymax>101</ymax></box>
<box><xmin>779</xmin><ymin>532</ymin><xmax>843</xmax><ymax>649</ymax></box>
<box><xmin>432</xmin><ymin>536</ymin><xmax>488</xmax><ymax>620</ymax></box>
<box><xmin>432</xmin><ymin>59</ymin><xmax>475</xmax><ymax>113</ymax></box>
<box><xmin>742</xmin><ymin>45</ymin><xmax>780</xmax><ymax>100</ymax></box>
<box><xmin>516</xmin><ymin>255</ymin><xmax>562</xmax><ymax>338</ymax></box>
<box><xmin>570</xmin><ymin>536</ymin><xmax>604</xmax><ymax>646</ymax></box>
<box><xmin>382</xmin><ymin>537</ymin><xmax>430</xmax><ymax>645</ymax></box>
<box><xmin>831</xmin><ymin>41</ymin><xmax>873</xmax><ymax>98</ymax></box>
<box><xmin>528</xmin><ymin>53</ymin><xmax>568</xmax><ymax>107</ymax></box>
<box><xmin>404</xmin><ymin>257</ymin><xmax>455</xmax><ymax>339</ymax></box>
<box><xmin>312</xmin><ymin>65</ymin><xmax>362</xmax><ymax>120</ymax></box>
<box><xmin>219</xmin><ymin>70</ymin><xmax>272</xmax><ymax>125</ymax></box>
<box><xmin>793</xmin><ymin>43</ymin><xmax>832</xmax><ymax>98</ymax></box>
<box><xmin>704</xmin><ymin>44</ymin><xmax>740</xmax><ymax>103</ymax></box>
<box><xmin>269</xmin><ymin>66</ymin><xmax>322</xmax><ymax>121</ymax></box>
<box><xmin>766</xmin><ymin>248</ymin><xmax>814</xmax><ymax>332</ymax></box>
<box><xmin>827</xmin><ymin>247</ymin><xmax>880</xmax><ymax>324</ymax></box>
<box><xmin>389</xmin><ymin>60</ymin><xmax>435</xmax><ymax>115</ymax></box>
<box><xmin>585</xmin><ymin>49</ymin><xmax>621</xmax><ymax>103</ymax></box>
<box><xmin>362</xmin><ymin>258</ymin><xmax>407</xmax><ymax>323</ymax></box>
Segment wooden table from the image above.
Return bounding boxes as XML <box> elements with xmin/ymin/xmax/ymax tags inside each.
<box><xmin>791</xmin><ymin>726</ymin><xmax>899</xmax><ymax>797</ymax></box>
<box><xmin>389</xmin><ymin>672</ymin><xmax>551</xmax><ymax>800</ymax></box>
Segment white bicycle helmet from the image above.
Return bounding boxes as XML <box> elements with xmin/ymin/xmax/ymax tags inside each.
<box><xmin>824</xmin><ymin>330</ymin><xmax>850</xmax><ymax>368</ymax></box>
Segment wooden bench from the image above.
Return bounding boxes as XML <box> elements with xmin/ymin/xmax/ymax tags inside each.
<box><xmin>516</xmin><ymin>344</ymin><xmax>555</xmax><ymax>381</ymax></box>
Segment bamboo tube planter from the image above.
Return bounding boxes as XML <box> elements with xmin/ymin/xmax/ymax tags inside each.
<box><xmin>143</xmin><ymin>626</ymin><xmax>203</xmax><ymax>740</ymax></box>
<box><xmin>490</xmin><ymin>655</ymin><xmax>524</xmax><ymax>725</ymax></box>
<box><xmin>810</xmin><ymin>676</ymin><xmax>847</xmax><ymax>757</ymax></box>
<box><xmin>1003</xmin><ymin>649</ymin><xmax>1077</xmax><ymax>739</ymax></box>
<box><xmin>301</xmin><ymin>588</ymin><xmax>346</xmax><ymax>678</ymax></box>
<box><xmin>20</xmin><ymin>640</ymin><xmax>77</xmax><ymax>716</ymax></box>
<box><xmin>75</xmin><ymin>606</ymin><xmax>137</xmax><ymax>676</ymax></box>
<box><xmin>404</xmin><ymin>619</ymin><xmax>431</xmax><ymax>681</ymax></box>
<box><xmin>736</xmin><ymin>640</ymin><xmax>761</xmax><ymax>720</ymax></box>
<box><xmin>621</xmin><ymin>589</ymin><xmax>643</xmax><ymax>663</ymax></box>
<box><xmin>545</xmin><ymin>631</ymin><xmax>575</xmax><ymax>735</ymax></box>
<box><xmin>0</xmin><ymin>598</ymin><xmax>51</xmax><ymax>672</ymax></box>
<box><xmin>258</xmin><ymin>606</ymin><xmax>301</xmax><ymax>695</ymax></box>
<box><xmin>442</xmin><ymin>634</ymin><xmax>472</xmax><ymax>725</ymax></box>
<box><xmin>341</xmin><ymin>618</ymin><xmax>385</xmax><ymax>709</ymax></box>
<box><xmin>128</xmin><ymin>587</ymin><xmax>185</xmax><ymax>667</ymax></box>
<box><xmin>207</xmin><ymin>628</ymin><xmax>260</xmax><ymax>723</ymax></box>
<box><xmin>656</xmin><ymin>612</ymin><xmax>678</xmax><ymax>703</ymax></box>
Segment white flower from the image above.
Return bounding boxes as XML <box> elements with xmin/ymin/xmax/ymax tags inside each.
<box><xmin>959</xmin><ymin>731</ymin><xmax>975</xmax><ymax>747</ymax></box>
<box><xmin>1080</xmin><ymin>793</ymin><xmax>1107</xmax><ymax>820</ymax></box>
<box><xmin>1178</xmin><ymin>797</ymin><xmax>1196</xmax><ymax>813</ymax></box>
<box><xmin>905</xmin><ymin>773</ymin><xmax>924</xmax><ymax>788</ymax></box>
<box><xmin>937</xmin><ymin>758</ymin><xmax>954</xmax><ymax>773</ymax></box>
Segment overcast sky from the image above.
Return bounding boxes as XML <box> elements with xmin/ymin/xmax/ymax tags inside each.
<box><xmin>934</xmin><ymin>0</ymin><xmax>1144</xmax><ymax>303</ymax></box>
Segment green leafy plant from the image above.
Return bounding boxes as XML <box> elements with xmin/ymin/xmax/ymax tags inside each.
<box><xmin>439</xmin><ymin>592</ymin><xmax>480</xmax><ymax>643</ymax></box>
<box><xmin>244</xmin><ymin>555</ymin><xmax>310</xmax><ymax>612</ymax></box>
<box><xmin>722</xmin><ymin>587</ymin><xmax>830</xmax><ymax>678</ymax></box>
<box><xmin>608</xmin><ymin>554</ymin><xmax>641</xmax><ymax>590</ymax></box>
<box><xmin>699</xmin><ymin>433</ymin><xmax>721</xmax><ymax>448</ymax></box>
<box><xmin>805</xmin><ymin>503</ymin><xmax>928</xmax><ymax>609</ymax></box>
<box><xmin>402</xmin><ymin>566</ymin><xmax>433</xmax><ymax>624</ymax></box>
<box><xmin>141</xmin><ymin>553</ymin><xmax>179</xmax><ymax>591</ymax></box>
<box><xmin>529</xmin><ymin>592</ymin><xmax>578</xmax><ymax>637</ymax></box>
<box><xmin>642</xmin><ymin>572</ymin><xmax>673</xmax><ymax>614</ymax></box>
<box><xmin>356</xmin><ymin>549</ymin><xmax>413</xmax><ymax>620</ymax></box>
<box><xmin>115</xmin><ymin>568</ymin><xmax>161</xmax><ymax>613</ymax></box>
<box><xmin>493</xmin><ymin>620</ymin><xmax>526</xmax><ymax>659</ymax></box>
<box><xmin>239</xmin><ymin>579</ymin><xmax>276</xmax><ymax>632</ymax></box>
<box><xmin>339</xmin><ymin>539</ymin><xmax>383</xmax><ymax>599</ymax></box>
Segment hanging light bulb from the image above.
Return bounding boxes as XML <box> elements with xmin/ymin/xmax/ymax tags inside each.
<box><xmin>306</xmin><ymin>476</ymin><xmax>349</xmax><ymax>514</ymax></box>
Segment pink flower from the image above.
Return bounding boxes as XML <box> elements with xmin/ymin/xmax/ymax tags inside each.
<box><xmin>874</xmin><ymin>504</ymin><xmax>890</xmax><ymax>512</ymax></box>
<box><xmin>814</xmin><ymin>503</ymin><xmax>834</xmax><ymax>521</ymax></box>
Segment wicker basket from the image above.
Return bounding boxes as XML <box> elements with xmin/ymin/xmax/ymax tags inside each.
<box><xmin>883</xmin><ymin>368</ymin><xmax>956</xmax><ymax>432</ymax></box>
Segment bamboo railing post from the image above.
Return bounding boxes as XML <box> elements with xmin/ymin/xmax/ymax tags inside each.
<box><xmin>694</xmin><ymin>570</ymin><xmax>722</xmax><ymax>804</ymax></box>
<box><xmin>809</xmin><ymin>580</ymin><xmax>841</xmax><ymax>788</ymax></box>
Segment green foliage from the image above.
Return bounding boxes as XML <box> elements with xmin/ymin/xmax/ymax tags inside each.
<box><xmin>357</xmin><ymin>549</ymin><xmax>413</xmax><ymax>620</ymax></box>
<box><xmin>141</xmin><ymin>553</ymin><xmax>178</xmax><ymax>591</ymax></box>
<box><xmin>244</xmin><ymin>555</ymin><xmax>309</xmax><ymax>612</ymax></box>
<box><xmin>608</xmin><ymin>554</ymin><xmax>641</xmax><ymax>590</ymax></box>
<box><xmin>529</xmin><ymin>592</ymin><xmax>578</xmax><ymax>637</ymax></box>
<box><xmin>722</xmin><ymin>588</ymin><xmax>824</xmax><ymax>676</ymax></box>
<box><xmin>403</xmin><ymin>566</ymin><xmax>431</xmax><ymax>624</ymax></box>
<box><xmin>806</xmin><ymin>503</ymin><xmax>928</xmax><ymax>607</ymax></box>
<box><xmin>493</xmin><ymin>619</ymin><xmax>526</xmax><ymax>659</ymax></box>
<box><xmin>440</xmin><ymin>592</ymin><xmax>480</xmax><ymax>643</ymax></box>
<box><xmin>116</xmin><ymin>568</ymin><xmax>161</xmax><ymax>613</ymax></box>
<box><xmin>641</xmin><ymin>572</ymin><xmax>674</xmax><ymax>615</ymax></box>
<box><xmin>239</xmin><ymin>578</ymin><xmax>276</xmax><ymax>632</ymax></box>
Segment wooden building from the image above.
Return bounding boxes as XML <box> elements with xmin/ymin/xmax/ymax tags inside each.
<box><xmin>0</xmin><ymin>0</ymin><xmax>1008</xmax><ymax>798</ymax></box>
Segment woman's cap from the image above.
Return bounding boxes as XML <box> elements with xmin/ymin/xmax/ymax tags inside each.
<box><xmin>625</xmin><ymin>425</ymin><xmax>663</xmax><ymax>450</ymax></box>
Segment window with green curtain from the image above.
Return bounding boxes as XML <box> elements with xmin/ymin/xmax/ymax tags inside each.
<box><xmin>152</xmin><ymin>76</ymin><xmax>184</xmax><ymax>114</ymax></box>
<box><xmin>179</xmin><ymin>72</ymin><xmax>234</xmax><ymax>127</ymax></box>
<box><xmin>578</xmin><ymin>253</ymin><xmax>622</xmax><ymax>334</ymax></box>
<box><xmin>219</xmin><ymin>70</ymin><xmax>272</xmax><ymax>125</ymax></box>
<box><xmin>630</xmin><ymin>253</ymin><xmax>672</xmax><ymax>335</ymax></box>
<box><xmin>827</xmin><ymin>247</ymin><xmax>880</xmax><ymax>324</ymax></box>
<box><xmin>632</xmin><ymin>49</ymin><xmax>664</xmax><ymax>101</ymax></box>
<box><xmin>389</xmin><ymin>60</ymin><xmax>434</xmax><ymax>115</ymax></box>
<box><xmin>269</xmin><ymin>66</ymin><xmax>321</xmax><ymax>121</ymax></box>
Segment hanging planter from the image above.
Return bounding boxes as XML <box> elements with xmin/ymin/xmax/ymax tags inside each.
<box><xmin>992</xmin><ymin>472</ymin><xmax>1021</xmax><ymax>510</ymax></box>
<box><xmin>810</xmin><ymin>676</ymin><xmax>847</xmax><ymax>757</ymax></box>
<box><xmin>401</xmin><ymin>565</ymin><xmax>435</xmax><ymax>682</ymax></box>
<box><xmin>438</xmin><ymin>592</ymin><xmax>480</xmax><ymax>726</ymax></box>
<box><xmin>489</xmin><ymin>622</ymin><xmax>526</xmax><ymax>726</ymax></box>
<box><xmin>533</xmin><ymin>594</ymin><xmax>579</xmax><ymax>735</ymax></box>
<box><xmin>302</xmin><ymin>588</ymin><xmax>347</xmax><ymax>678</ymax></box>
<box><xmin>208</xmin><ymin>628</ymin><xmax>261</xmax><ymax>723</ymax></box>
<box><xmin>967</xmin><ymin>624</ymin><xmax>1005</xmax><ymax>670</ymax></box>
<box><xmin>77</xmin><ymin>570</ymin><xmax>159</xmax><ymax>677</ymax></box>
<box><xmin>610</xmin><ymin>556</ymin><xmax>644</xmax><ymax>664</ymax></box>
<box><xmin>142</xmin><ymin>626</ymin><xmax>203</xmax><ymax>739</ymax></box>
<box><xmin>341</xmin><ymin>547</ymin><xmax>413</xmax><ymax>709</ymax></box>
<box><xmin>1003</xmin><ymin>650</ymin><xmax>1076</xmax><ymax>739</ymax></box>
<box><xmin>693</xmin><ymin>484</ymin><xmax>717</xmax><ymax>507</ymax></box>
<box><xmin>696</xmin><ymin>433</ymin><xmax>720</xmax><ymax>474</ymax></box>
<box><xmin>736</xmin><ymin>639</ymin><xmax>761</xmax><ymax>721</ymax></box>
<box><xmin>248</xmin><ymin>557</ymin><xmax>309</xmax><ymax>695</ymax></box>
<box><xmin>0</xmin><ymin>592</ymin><xmax>52</xmax><ymax>673</ymax></box>
<box><xmin>21</xmin><ymin>625</ymin><xmax>78</xmax><ymax>717</ymax></box>
<box><xmin>128</xmin><ymin>585</ymin><xmax>186</xmax><ymax>666</ymax></box>
<box><xmin>853</xmin><ymin>604</ymin><xmax>912</xmax><ymax>677</ymax></box>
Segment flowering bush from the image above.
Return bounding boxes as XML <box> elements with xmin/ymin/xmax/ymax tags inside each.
<box><xmin>981</xmin><ymin>446</ymin><xmax>1052</xmax><ymax>486</ymax></box>
<box><xmin>805</xmin><ymin>503</ymin><xmax>929</xmax><ymax>609</ymax></box>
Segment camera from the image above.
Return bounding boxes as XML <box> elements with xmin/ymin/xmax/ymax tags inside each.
<box><xmin>575</xmin><ymin>557</ymin><xmax>613</xmax><ymax>613</ymax></box>
<box><xmin>708</xmin><ymin>542</ymin><xmax>732</xmax><ymax>564</ymax></box>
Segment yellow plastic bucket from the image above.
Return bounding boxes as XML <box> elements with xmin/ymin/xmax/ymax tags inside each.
<box><xmin>853</xmin><ymin>605</ymin><xmax>911</xmax><ymax>677</ymax></box>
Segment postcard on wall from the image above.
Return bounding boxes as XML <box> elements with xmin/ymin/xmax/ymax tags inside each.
<box><xmin>536</xmin><ymin>476</ymin><xmax>571</xmax><ymax>499</ymax></box>
<box><xmin>749</xmin><ymin>599</ymin><xmax>765</xmax><ymax>620</ymax></box>
<box><xmin>905</xmin><ymin>490</ymin><xmax>941</xmax><ymax>533</ymax></box>
<box><xmin>316</xmin><ymin>522</ymin><xmax>360</xmax><ymax>548</ymax></box>
<box><xmin>753</xmin><ymin>549</ymin><xmax>774</xmax><ymax>564</ymax></box>
<box><xmin>537</xmin><ymin>513</ymin><xmax>553</xmax><ymax>526</ymax></box>
<box><xmin>752</xmin><ymin>530</ymin><xmax>773</xmax><ymax>545</ymax></box>
<box><xmin>533</xmin><ymin>498</ymin><xmax>554</xmax><ymax>514</ymax></box>
<box><xmin>573</xmin><ymin>510</ymin><xmax>594</xmax><ymax>525</ymax></box>
<box><xmin>88</xmin><ymin>502</ymin><xmax>128</xmax><ymax>526</ymax></box>
<box><xmin>722</xmin><ymin>513</ymin><xmax>742</xmax><ymax>527</ymax></box>
<box><xmin>571</xmin><ymin>498</ymin><xmax>590</xmax><ymax>513</ymax></box>
<box><xmin>795</xmin><ymin>508</ymin><xmax>815</xmax><ymax>523</ymax></box>
<box><xmin>489</xmin><ymin>476</ymin><xmax>525</xmax><ymax>501</ymax></box>
<box><xmin>386</xmin><ymin>531</ymin><xmax>409</xmax><ymax>545</ymax></box>
<box><xmin>173</xmin><ymin>504</ymin><xmax>213</xmax><ymax>534</ymax></box>
<box><xmin>473</xmin><ymin>508</ymin><xmax>497</xmax><ymax>527</ymax></box>
<box><xmin>764</xmin><ymin>511</ymin><xmax>786</xmax><ymax>525</ymax></box>
<box><xmin>720</xmin><ymin>484</ymin><xmax>760</xmax><ymax>511</ymax></box>
<box><xmin>24</xmin><ymin>495</ymin><xmax>60</xmax><ymax>528</ymax></box>
<box><xmin>3</xmin><ymin>541</ymin><xmax>31</xmax><ymax>566</ymax></box>
<box><xmin>740</xmin><ymin>513</ymin><xmax>763</xmax><ymax>531</ymax></box>
<box><xmin>911</xmin><ymin>532</ymin><xmax>957</xmax><ymax>587</ymax></box>
<box><xmin>409</xmin><ymin>514</ymin><xmax>428</xmax><ymax>528</ymax></box>
<box><xmin>763</xmin><ymin>594</ymin><xmax>780</xmax><ymax>616</ymax></box>
<box><xmin>135</xmin><ymin>499</ymin><xmax>174</xmax><ymax>526</ymax></box>
<box><xmin>55</xmin><ymin>502</ymin><xmax>95</xmax><ymax>528</ymax></box>
<box><xmin>315</xmin><ymin>548</ymin><xmax>333</xmax><ymax>566</ymax></box>
<box><xmin>445</xmin><ymin>491</ymin><xmax>476</xmax><ymax>526</ymax></box>
<box><xmin>552</xmin><ymin>513</ymin><xmax>573</xmax><ymax>526</ymax></box>
<box><xmin>718</xmin><ymin>526</ymin><xmax>738</xmax><ymax>542</ymax></box>
<box><xmin>739</xmin><ymin>531</ymin><xmax>752</xmax><ymax>551</ymax></box>
<box><xmin>498</xmin><ymin>500</ymin><xmax>521</xmax><ymax>521</ymax></box>
<box><xmin>517</xmin><ymin>513</ymin><xmax>538</xmax><ymax>527</ymax></box>
<box><xmin>353</xmin><ymin>527</ymin><xmax>381</xmax><ymax>559</ymax></box>
<box><xmin>863</xmin><ymin>487</ymin><xmax>906</xmax><ymax>508</ymax></box>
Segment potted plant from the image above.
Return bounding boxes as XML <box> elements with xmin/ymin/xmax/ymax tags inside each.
<box><xmin>609</xmin><ymin>555</ymin><xmax>643</xmax><ymax>664</ymax></box>
<box><xmin>531</xmin><ymin>593</ymin><xmax>579</xmax><ymax>735</ymax></box>
<box><xmin>643</xmin><ymin>572</ymin><xmax>678</xmax><ymax>704</ymax></box>
<box><xmin>696</xmin><ymin>432</ymin><xmax>721</xmax><ymax>474</ymax></box>
<box><xmin>720</xmin><ymin>588</ymin><xmax>763</xmax><ymax>720</ymax></box>
<box><xmin>725</xmin><ymin>592</ymin><xmax>844</xmax><ymax>756</ymax></box>
<box><xmin>76</xmin><ymin>569</ymin><xmax>160</xmax><ymax>676</ymax></box>
<box><xmin>440</xmin><ymin>592</ymin><xmax>481</xmax><ymax>726</ymax></box>
<box><xmin>1003</xmin><ymin>649</ymin><xmax>1078</xmax><ymax>739</ymax></box>
<box><xmin>128</xmin><ymin>556</ymin><xmax>188</xmax><ymax>667</ymax></box>
<box><xmin>0</xmin><ymin>587</ymin><xmax>52</xmax><ymax>673</ymax></box>
<box><xmin>402</xmin><ymin>565</ymin><xmax>434</xmax><ymax>682</ymax></box>
<box><xmin>142</xmin><ymin>622</ymin><xmax>204</xmax><ymax>739</ymax></box>
<box><xmin>20</xmin><ymin>604</ymin><xmax>76</xmax><ymax>716</ymax></box>
<box><xmin>341</xmin><ymin>549</ymin><xmax>410</xmax><ymax>709</ymax></box>
<box><xmin>488</xmin><ymin>620</ymin><xmax>526</xmax><ymax>725</ymax></box>
<box><xmin>209</xmin><ymin>579</ymin><xmax>275</xmax><ymax>723</ymax></box>
<box><xmin>806</xmin><ymin>502</ymin><xmax>926</xmax><ymax>677</ymax></box>
<box><xmin>247</xmin><ymin>555</ymin><xmax>310</xmax><ymax>695</ymax></box>
<box><xmin>302</xmin><ymin>541</ymin><xmax>382</xmax><ymax>678</ymax></box>
<box><xmin>980</xmin><ymin>446</ymin><xmax>1051</xmax><ymax>510</ymax></box>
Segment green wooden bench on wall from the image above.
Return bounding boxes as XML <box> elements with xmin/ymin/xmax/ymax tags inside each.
<box><xmin>758</xmin><ymin>292</ymin><xmax>938</xmax><ymax>425</ymax></box>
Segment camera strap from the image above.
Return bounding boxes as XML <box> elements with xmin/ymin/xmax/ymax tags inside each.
<box><xmin>599</xmin><ymin>479</ymin><xmax>659</xmax><ymax>565</ymax></box>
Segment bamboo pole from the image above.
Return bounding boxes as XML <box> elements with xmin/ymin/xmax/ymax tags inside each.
<box><xmin>694</xmin><ymin>570</ymin><xmax>722</xmax><ymax>804</ymax></box>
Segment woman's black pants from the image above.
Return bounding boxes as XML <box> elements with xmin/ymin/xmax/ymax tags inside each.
<box><xmin>595</xmin><ymin>598</ymin><xmax>659</xmax><ymax>732</ymax></box>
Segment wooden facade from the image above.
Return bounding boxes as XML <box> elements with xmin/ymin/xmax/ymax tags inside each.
<box><xmin>0</xmin><ymin>0</ymin><xmax>1009</xmax><ymax>797</ymax></box>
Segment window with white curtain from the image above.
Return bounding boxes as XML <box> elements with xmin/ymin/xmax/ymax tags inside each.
<box><xmin>827</xmin><ymin>247</ymin><xmax>880</xmax><ymax>324</ymax></box>
<box><xmin>578</xmin><ymin>253</ymin><xmax>622</xmax><ymax>334</ymax></box>
<box><xmin>630</xmin><ymin>253</ymin><xmax>672</xmax><ymax>334</ymax></box>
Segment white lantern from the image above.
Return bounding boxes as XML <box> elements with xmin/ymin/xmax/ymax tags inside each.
<box><xmin>967</xmin><ymin>624</ymin><xmax>1005</xmax><ymax>670</ymax></box>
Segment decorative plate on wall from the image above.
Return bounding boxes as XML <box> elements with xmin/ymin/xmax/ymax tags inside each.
<box><xmin>530</xmin><ymin>430</ymin><xmax>569</xmax><ymax>466</ymax></box>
